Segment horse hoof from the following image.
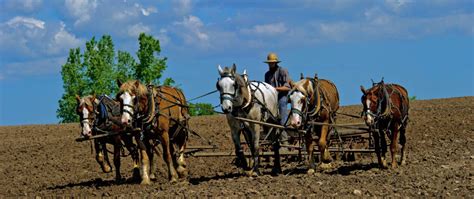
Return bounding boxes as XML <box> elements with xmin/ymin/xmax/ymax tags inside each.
<box><xmin>318</xmin><ymin>163</ymin><xmax>332</xmax><ymax>170</ymax></box>
<box><xmin>149</xmin><ymin>173</ymin><xmax>157</xmax><ymax>181</ymax></box>
<box><xmin>170</xmin><ymin>178</ymin><xmax>178</xmax><ymax>184</ymax></box>
<box><xmin>102</xmin><ymin>165</ymin><xmax>112</xmax><ymax>173</ymax></box>
<box><xmin>401</xmin><ymin>160</ymin><xmax>407</xmax><ymax>166</ymax></box>
<box><xmin>307</xmin><ymin>169</ymin><xmax>315</xmax><ymax>175</ymax></box>
<box><xmin>140</xmin><ymin>179</ymin><xmax>151</xmax><ymax>185</ymax></box>
<box><xmin>245</xmin><ymin>170</ymin><xmax>258</xmax><ymax>177</ymax></box>
<box><xmin>177</xmin><ymin>167</ymin><xmax>188</xmax><ymax>178</ymax></box>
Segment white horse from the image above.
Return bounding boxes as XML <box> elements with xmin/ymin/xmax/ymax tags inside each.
<box><xmin>216</xmin><ymin>64</ymin><xmax>282</xmax><ymax>176</ymax></box>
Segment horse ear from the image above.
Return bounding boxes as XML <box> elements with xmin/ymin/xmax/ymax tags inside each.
<box><xmin>134</xmin><ymin>80</ymin><xmax>140</xmax><ymax>88</ymax></box>
<box><xmin>75</xmin><ymin>95</ymin><xmax>81</xmax><ymax>103</ymax></box>
<box><xmin>360</xmin><ymin>85</ymin><xmax>367</xmax><ymax>95</ymax></box>
<box><xmin>117</xmin><ymin>79</ymin><xmax>123</xmax><ymax>87</ymax></box>
<box><xmin>231</xmin><ymin>63</ymin><xmax>236</xmax><ymax>74</ymax></box>
<box><xmin>290</xmin><ymin>80</ymin><xmax>295</xmax><ymax>88</ymax></box>
<box><xmin>300</xmin><ymin>73</ymin><xmax>304</xmax><ymax>80</ymax></box>
<box><xmin>218</xmin><ymin>65</ymin><xmax>224</xmax><ymax>76</ymax></box>
<box><xmin>243</xmin><ymin>69</ymin><xmax>248</xmax><ymax>82</ymax></box>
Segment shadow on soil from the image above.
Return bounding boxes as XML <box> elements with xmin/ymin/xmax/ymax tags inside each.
<box><xmin>47</xmin><ymin>177</ymin><xmax>139</xmax><ymax>190</ymax></box>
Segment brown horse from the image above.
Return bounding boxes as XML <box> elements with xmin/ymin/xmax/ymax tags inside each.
<box><xmin>75</xmin><ymin>95</ymin><xmax>140</xmax><ymax>182</ymax></box>
<box><xmin>287</xmin><ymin>74</ymin><xmax>339</xmax><ymax>174</ymax></box>
<box><xmin>117</xmin><ymin>80</ymin><xmax>190</xmax><ymax>184</ymax></box>
<box><xmin>360</xmin><ymin>80</ymin><xmax>409</xmax><ymax>169</ymax></box>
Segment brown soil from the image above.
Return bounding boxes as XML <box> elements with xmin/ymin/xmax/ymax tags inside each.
<box><xmin>0</xmin><ymin>97</ymin><xmax>473</xmax><ymax>197</ymax></box>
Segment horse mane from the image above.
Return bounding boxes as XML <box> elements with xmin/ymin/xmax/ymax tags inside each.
<box><xmin>292</xmin><ymin>79</ymin><xmax>314</xmax><ymax>96</ymax></box>
<box><xmin>119</xmin><ymin>80</ymin><xmax>148</xmax><ymax>97</ymax></box>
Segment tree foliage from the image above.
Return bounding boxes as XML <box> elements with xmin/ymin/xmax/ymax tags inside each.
<box><xmin>189</xmin><ymin>103</ymin><xmax>216</xmax><ymax>116</ymax></box>
<box><xmin>57</xmin><ymin>33</ymin><xmax>172</xmax><ymax>123</ymax></box>
<box><xmin>57</xmin><ymin>48</ymin><xmax>85</xmax><ymax>123</ymax></box>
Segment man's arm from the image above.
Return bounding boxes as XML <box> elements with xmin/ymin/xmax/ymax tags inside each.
<box><xmin>276</xmin><ymin>67</ymin><xmax>291</xmax><ymax>92</ymax></box>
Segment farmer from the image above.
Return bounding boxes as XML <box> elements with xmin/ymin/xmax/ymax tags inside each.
<box><xmin>264</xmin><ymin>52</ymin><xmax>291</xmax><ymax>145</ymax></box>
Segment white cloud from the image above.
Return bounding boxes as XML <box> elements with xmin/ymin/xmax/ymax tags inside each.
<box><xmin>174</xmin><ymin>15</ymin><xmax>209</xmax><ymax>46</ymax></box>
<box><xmin>47</xmin><ymin>22</ymin><xmax>82</xmax><ymax>55</ymax></box>
<box><xmin>174</xmin><ymin>0</ymin><xmax>192</xmax><ymax>15</ymax></box>
<box><xmin>4</xmin><ymin>0</ymin><xmax>42</xmax><ymax>12</ymax></box>
<box><xmin>156</xmin><ymin>28</ymin><xmax>170</xmax><ymax>46</ymax></box>
<box><xmin>385</xmin><ymin>0</ymin><xmax>412</xmax><ymax>12</ymax></box>
<box><xmin>141</xmin><ymin>6</ymin><xmax>157</xmax><ymax>16</ymax></box>
<box><xmin>127</xmin><ymin>23</ymin><xmax>151</xmax><ymax>37</ymax></box>
<box><xmin>65</xmin><ymin>0</ymin><xmax>98</xmax><ymax>26</ymax></box>
<box><xmin>241</xmin><ymin>22</ymin><xmax>288</xmax><ymax>35</ymax></box>
<box><xmin>6</xmin><ymin>16</ymin><xmax>45</xmax><ymax>29</ymax></box>
<box><xmin>0</xmin><ymin>57</ymin><xmax>66</xmax><ymax>78</ymax></box>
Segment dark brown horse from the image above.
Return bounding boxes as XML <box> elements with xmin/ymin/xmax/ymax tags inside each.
<box><xmin>288</xmin><ymin>74</ymin><xmax>339</xmax><ymax>174</ymax></box>
<box><xmin>360</xmin><ymin>80</ymin><xmax>409</xmax><ymax>169</ymax></box>
<box><xmin>75</xmin><ymin>95</ymin><xmax>140</xmax><ymax>182</ymax></box>
<box><xmin>117</xmin><ymin>80</ymin><xmax>190</xmax><ymax>184</ymax></box>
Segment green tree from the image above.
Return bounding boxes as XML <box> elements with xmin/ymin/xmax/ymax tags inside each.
<box><xmin>57</xmin><ymin>48</ymin><xmax>85</xmax><ymax>123</ymax></box>
<box><xmin>57</xmin><ymin>33</ymin><xmax>173</xmax><ymax>123</ymax></box>
<box><xmin>83</xmin><ymin>35</ymin><xmax>115</xmax><ymax>95</ymax></box>
<box><xmin>135</xmin><ymin>33</ymin><xmax>168</xmax><ymax>84</ymax></box>
<box><xmin>189</xmin><ymin>103</ymin><xmax>216</xmax><ymax>116</ymax></box>
<box><xmin>116</xmin><ymin>50</ymin><xmax>135</xmax><ymax>83</ymax></box>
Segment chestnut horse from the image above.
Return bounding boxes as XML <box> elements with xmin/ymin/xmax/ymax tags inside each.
<box><xmin>360</xmin><ymin>80</ymin><xmax>409</xmax><ymax>169</ymax></box>
<box><xmin>117</xmin><ymin>80</ymin><xmax>190</xmax><ymax>184</ymax></box>
<box><xmin>75</xmin><ymin>95</ymin><xmax>140</xmax><ymax>182</ymax></box>
<box><xmin>287</xmin><ymin>74</ymin><xmax>339</xmax><ymax>174</ymax></box>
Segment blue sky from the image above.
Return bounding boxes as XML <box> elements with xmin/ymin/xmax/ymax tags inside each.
<box><xmin>0</xmin><ymin>0</ymin><xmax>473</xmax><ymax>126</ymax></box>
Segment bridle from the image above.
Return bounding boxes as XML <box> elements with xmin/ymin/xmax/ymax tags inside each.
<box><xmin>78</xmin><ymin>102</ymin><xmax>98</xmax><ymax>127</ymax></box>
<box><xmin>361</xmin><ymin>83</ymin><xmax>391</xmax><ymax>125</ymax></box>
<box><xmin>118</xmin><ymin>91</ymin><xmax>138</xmax><ymax>119</ymax></box>
<box><xmin>216</xmin><ymin>73</ymin><xmax>239</xmax><ymax>104</ymax></box>
<box><xmin>288</xmin><ymin>89</ymin><xmax>310</xmax><ymax>123</ymax></box>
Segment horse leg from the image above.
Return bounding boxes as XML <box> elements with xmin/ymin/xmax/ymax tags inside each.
<box><xmin>399</xmin><ymin>127</ymin><xmax>407</xmax><ymax>166</ymax></box>
<box><xmin>160</xmin><ymin>130</ymin><xmax>179</xmax><ymax>183</ymax></box>
<box><xmin>247</xmin><ymin>123</ymin><xmax>261</xmax><ymax>176</ymax></box>
<box><xmin>144</xmin><ymin>138</ymin><xmax>157</xmax><ymax>181</ymax></box>
<box><xmin>176</xmin><ymin>132</ymin><xmax>188</xmax><ymax>178</ymax></box>
<box><xmin>305</xmin><ymin>130</ymin><xmax>316</xmax><ymax>174</ymax></box>
<box><xmin>95</xmin><ymin>140</ymin><xmax>111</xmax><ymax>173</ymax></box>
<box><xmin>372</xmin><ymin>130</ymin><xmax>383</xmax><ymax>168</ymax></box>
<box><xmin>123</xmin><ymin>135</ymin><xmax>140</xmax><ymax>182</ymax></box>
<box><xmin>380</xmin><ymin>130</ymin><xmax>389</xmax><ymax>169</ymax></box>
<box><xmin>102</xmin><ymin>140</ymin><xmax>113</xmax><ymax>173</ymax></box>
<box><xmin>272</xmin><ymin>129</ymin><xmax>282</xmax><ymax>175</ymax></box>
<box><xmin>231</xmin><ymin>127</ymin><xmax>248</xmax><ymax>170</ymax></box>
<box><xmin>135</xmin><ymin>134</ymin><xmax>151</xmax><ymax>185</ymax></box>
<box><xmin>390</xmin><ymin>124</ymin><xmax>400</xmax><ymax>169</ymax></box>
<box><xmin>318</xmin><ymin>123</ymin><xmax>332</xmax><ymax>170</ymax></box>
<box><xmin>113</xmin><ymin>137</ymin><xmax>122</xmax><ymax>182</ymax></box>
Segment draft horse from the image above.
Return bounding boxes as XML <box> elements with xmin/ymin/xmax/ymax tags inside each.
<box><xmin>217</xmin><ymin>64</ymin><xmax>282</xmax><ymax>176</ymax></box>
<box><xmin>287</xmin><ymin>74</ymin><xmax>339</xmax><ymax>174</ymax></box>
<box><xmin>117</xmin><ymin>80</ymin><xmax>190</xmax><ymax>184</ymax></box>
<box><xmin>75</xmin><ymin>95</ymin><xmax>140</xmax><ymax>182</ymax></box>
<box><xmin>360</xmin><ymin>80</ymin><xmax>409</xmax><ymax>169</ymax></box>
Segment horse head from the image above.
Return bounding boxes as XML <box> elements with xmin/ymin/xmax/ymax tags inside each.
<box><xmin>76</xmin><ymin>94</ymin><xmax>100</xmax><ymax>137</ymax></box>
<box><xmin>360</xmin><ymin>80</ymin><xmax>390</xmax><ymax>126</ymax></box>
<box><xmin>216</xmin><ymin>64</ymin><xmax>249</xmax><ymax>114</ymax></box>
<box><xmin>116</xmin><ymin>79</ymin><xmax>148</xmax><ymax>127</ymax></box>
<box><xmin>287</xmin><ymin>78</ymin><xmax>315</xmax><ymax>128</ymax></box>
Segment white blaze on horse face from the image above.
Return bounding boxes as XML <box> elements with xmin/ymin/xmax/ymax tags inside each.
<box><xmin>218</xmin><ymin>77</ymin><xmax>236</xmax><ymax>112</ymax></box>
<box><xmin>289</xmin><ymin>91</ymin><xmax>304</xmax><ymax>127</ymax></box>
<box><xmin>120</xmin><ymin>92</ymin><xmax>134</xmax><ymax>124</ymax></box>
<box><xmin>365</xmin><ymin>99</ymin><xmax>374</xmax><ymax>125</ymax></box>
<box><xmin>81</xmin><ymin>107</ymin><xmax>92</xmax><ymax>137</ymax></box>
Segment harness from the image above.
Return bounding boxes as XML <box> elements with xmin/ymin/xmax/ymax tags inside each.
<box><xmin>362</xmin><ymin>82</ymin><xmax>409</xmax><ymax>134</ymax></box>
<box><xmin>289</xmin><ymin>77</ymin><xmax>333</xmax><ymax>125</ymax></box>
